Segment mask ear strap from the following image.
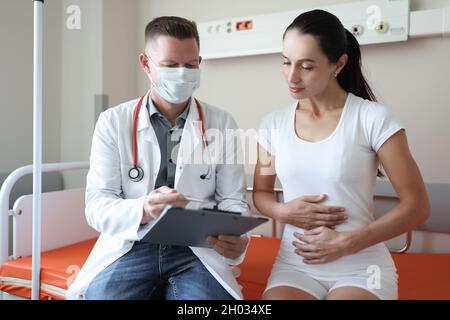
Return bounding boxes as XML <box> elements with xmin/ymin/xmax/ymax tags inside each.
<box><xmin>146</xmin><ymin>54</ymin><xmax>157</xmax><ymax>87</ymax></box>
<box><xmin>148</xmin><ymin>72</ymin><xmax>157</xmax><ymax>88</ymax></box>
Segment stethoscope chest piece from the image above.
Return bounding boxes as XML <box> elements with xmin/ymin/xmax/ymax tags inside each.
<box><xmin>128</xmin><ymin>166</ymin><xmax>144</xmax><ymax>182</ymax></box>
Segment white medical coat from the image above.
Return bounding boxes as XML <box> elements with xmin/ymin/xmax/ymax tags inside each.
<box><xmin>66</xmin><ymin>93</ymin><xmax>249</xmax><ymax>300</ymax></box>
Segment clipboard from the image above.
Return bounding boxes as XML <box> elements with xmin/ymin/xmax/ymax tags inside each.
<box><xmin>138</xmin><ymin>206</ymin><xmax>268</xmax><ymax>248</ymax></box>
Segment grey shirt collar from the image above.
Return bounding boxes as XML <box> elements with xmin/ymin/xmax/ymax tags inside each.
<box><xmin>147</xmin><ymin>97</ymin><xmax>190</xmax><ymax>128</ymax></box>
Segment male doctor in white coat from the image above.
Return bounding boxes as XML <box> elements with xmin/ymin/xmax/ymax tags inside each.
<box><xmin>67</xmin><ymin>16</ymin><xmax>250</xmax><ymax>300</ymax></box>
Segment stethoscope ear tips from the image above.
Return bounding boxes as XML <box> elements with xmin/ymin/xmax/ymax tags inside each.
<box><xmin>129</xmin><ymin>166</ymin><xmax>144</xmax><ymax>182</ymax></box>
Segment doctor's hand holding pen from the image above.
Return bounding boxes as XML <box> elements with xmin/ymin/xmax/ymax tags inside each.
<box><xmin>141</xmin><ymin>186</ymin><xmax>188</xmax><ymax>224</ymax></box>
<box><xmin>141</xmin><ymin>186</ymin><xmax>249</xmax><ymax>259</ymax></box>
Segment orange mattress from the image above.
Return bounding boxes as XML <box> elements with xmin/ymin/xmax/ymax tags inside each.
<box><xmin>0</xmin><ymin>238</ymin><xmax>97</xmax><ymax>300</ymax></box>
<box><xmin>1</xmin><ymin>236</ymin><xmax>449</xmax><ymax>300</ymax></box>
<box><xmin>237</xmin><ymin>237</ymin><xmax>450</xmax><ymax>300</ymax></box>
<box><xmin>392</xmin><ymin>252</ymin><xmax>450</xmax><ymax>299</ymax></box>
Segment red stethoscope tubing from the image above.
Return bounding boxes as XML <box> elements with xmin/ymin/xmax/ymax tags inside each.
<box><xmin>132</xmin><ymin>96</ymin><xmax>207</xmax><ymax>169</ymax></box>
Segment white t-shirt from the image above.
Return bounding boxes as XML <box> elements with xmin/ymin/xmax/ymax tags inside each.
<box><xmin>257</xmin><ymin>93</ymin><xmax>403</xmax><ymax>280</ymax></box>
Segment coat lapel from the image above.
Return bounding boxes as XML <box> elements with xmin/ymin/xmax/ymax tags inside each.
<box><xmin>137</xmin><ymin>91</ymin><xmax>159</xmax><ymax>146</ymax></box>
<box><xmin>136</xmin><ymin>91</ymin><xmax>160</xmax><ymax>190</ymax></box>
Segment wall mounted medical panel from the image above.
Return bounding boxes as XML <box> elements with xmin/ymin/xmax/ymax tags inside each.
<box><xmin>198</xmin><ymin>0</ymin><xmax>410</xmax><ymax>60</ymax></box>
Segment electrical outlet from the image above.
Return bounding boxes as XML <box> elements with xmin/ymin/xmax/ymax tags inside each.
<box><xmin>375</xmin><ymin>21</ymin><xmax>389</xmax><ymax>33</ymax></box>
<box><xmin>351</xmin><ymin>24</ymin><xmax>364</xmax><ymax>36</ymax></box>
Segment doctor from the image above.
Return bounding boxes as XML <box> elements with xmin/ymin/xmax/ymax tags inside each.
<box><xmin>67</xmin><ymin>16</ymin><xmax>250</xmax><ymax>300</ymax></box>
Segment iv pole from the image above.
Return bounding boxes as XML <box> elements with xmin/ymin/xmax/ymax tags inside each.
<box><xmin>32</xmin><ymin>0</ymin><xmax>44</xmax><ymax>301</ymax></box>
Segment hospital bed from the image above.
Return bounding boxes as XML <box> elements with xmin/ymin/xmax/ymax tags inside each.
<box><xmin>0</xmin><ymin>163</ymin><xmax>449</xmax><ymax>300</ymax></box>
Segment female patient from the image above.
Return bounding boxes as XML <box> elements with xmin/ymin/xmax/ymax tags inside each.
<box><xmin>253</xmin><ymin>10</ymin><xmax>430</xmax><ymax>300</ymax></box>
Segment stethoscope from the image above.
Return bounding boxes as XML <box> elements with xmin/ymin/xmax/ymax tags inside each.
<box><xmin>128</xmin><ymin>94</ymin><xmax>212</xmax><ymax>182</ymax></box>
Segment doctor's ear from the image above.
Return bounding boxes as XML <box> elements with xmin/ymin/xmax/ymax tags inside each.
<box><xmin>139</xmin><ymin>53</ymin><xmax>151</xmax><ymax>73</ymax></box>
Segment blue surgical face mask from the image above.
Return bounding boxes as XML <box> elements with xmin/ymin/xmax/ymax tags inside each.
<box><xmin>147</xmin><ymin>56</ymin><xmax>201</xmax><ymax>104</ymax></box>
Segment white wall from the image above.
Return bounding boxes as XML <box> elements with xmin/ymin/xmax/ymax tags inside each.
<box><xmin>60</xmin><ymin>0</ymin><xmax>103</xmax><ymax>188</ymax></box>
<box><xmin>362</xmin><ymin>37</ymin><xmax>450</xmax><ymax>184</ymax></box>
<box><xmin>0</xmin><ymin>0</ymin><xmax>62</xmax><ymax>174</ymax></box>
<box><xmin>102</xmin><ymin>0</ymin><xmax>140</xmax><ymax>107</ymax></box>
<box><xmin>0</xmin><ymin>0</ymin><xmax>140</xmax><ymax>188</ymax></box>
<box><xmin>60</xmin><ymin>0</ymin><xmax>139</xmax><ymax>188</ymax></box>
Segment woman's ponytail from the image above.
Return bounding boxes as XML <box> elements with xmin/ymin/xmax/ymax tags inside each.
<box><xmin>338</xmin><ymin>30</ymin><xmax>377</xmax><ymax>102</ymax></box>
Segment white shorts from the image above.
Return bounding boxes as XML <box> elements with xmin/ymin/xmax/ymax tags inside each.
<box><xmin>264</xmin><ymin>260</ymin><xmax>398</xmax><ymax>300</ymax></box>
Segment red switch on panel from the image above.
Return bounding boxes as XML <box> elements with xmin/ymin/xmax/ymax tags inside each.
<box><xmin>236</xmin><ymin>20</ymin><xmax>253</xmax><ymax>31</ymax></box>
<box><xmin>236</xmin><ymin>21</ymin><xmax>246</xmax><ymax>31</ymax></box>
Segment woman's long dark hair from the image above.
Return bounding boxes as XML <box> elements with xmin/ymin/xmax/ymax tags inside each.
<box><xmin>283</xmin><ymin>9</ymin><xmax>377</xmax><ymax>102</ymax></box>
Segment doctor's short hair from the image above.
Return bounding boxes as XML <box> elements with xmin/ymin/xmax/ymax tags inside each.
<box><xmin>145</xmin><ymin>16</ymin><xmax>200</xmax><ymax>50</ymax></box>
